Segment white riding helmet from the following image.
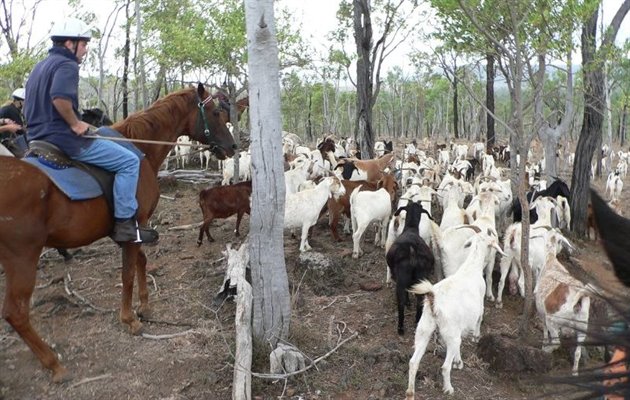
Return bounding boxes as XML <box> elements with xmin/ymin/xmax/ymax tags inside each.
<box><xmin>50</xmin><ymin>18</ymin><xmax>92</xmax><ymax>42</ymax></box>
<box><xmin>11</xmin><ymin>88</ymin><xmax>25</xmax><ymax>100</ymax></box>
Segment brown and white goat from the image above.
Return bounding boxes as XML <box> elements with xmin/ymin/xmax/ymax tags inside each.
<box><xmin>335</xmin><ymin>153</ymin><xmax>395</xmax><ymax>183</ymax></box>
<box><xmin>534</xmin><ymin>229</ymin><xmax>590</xmax><ymax>375</ymax></box>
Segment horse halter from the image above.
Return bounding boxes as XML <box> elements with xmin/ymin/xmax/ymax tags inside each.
<box><xmin>196</xmin><ymin>93</ymin><xmax>221</xmax><ymax>154</ymax></box>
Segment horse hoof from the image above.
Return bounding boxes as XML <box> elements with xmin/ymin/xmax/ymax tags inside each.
<box><xmin>130</xmin><ymin>320</ymin><xmax>144</xmax><ymax>335</ymax></box>
<box><xmin>52</xmin><ymin>366</ymin><xmax>71</xmax><ymax>383</ymax></box>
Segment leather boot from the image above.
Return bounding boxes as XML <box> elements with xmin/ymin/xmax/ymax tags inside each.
<box><xmin>111</xmin><ymin>218</ymin><xmax>159</xmax><ymax>244</ymax></box>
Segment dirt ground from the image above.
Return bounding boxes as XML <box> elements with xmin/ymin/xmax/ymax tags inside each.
<box><xmin>0</xmin><ymin>148</ymin><xmax>627</xmax><ymax>400</ymax></box>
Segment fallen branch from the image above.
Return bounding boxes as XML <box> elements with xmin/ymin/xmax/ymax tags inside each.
<box><xmin>167</xmin><ymin>222</ymin><xmax>203</xmax><ymax>231</ymax></box>
<box><xmin>249</xmin><ymin>331</ymin><xmax>359</xmax><ymax>379</ymax></box>
<box><xmin>148</xmin><ymin>273</ymin><xmax>158</xmax><ymax>292</ymax></box>
<box><xmin>36</xmin><ymin>275</ymin><xmax>64</xmax><ymax>289</ymax></box>
<box><xmin>64</xmin><ymin>273</ymin><xmax>114</xmax><ymax>313</ymax></box>
<box><xmin>141</xmin><ymin>318</ymin><xmax>194</xmax><ymax>327</ymax></box>
<box><xmin>141</xmin><ymin>329</ymin><xmax>195</xmax><ymax>340</ymax></box>
<box><xmin>69</xmin><ymin>373</ymin><xmax>112</xmax><ymax>389</ymax></box>
<box><xmin>160</xmin><ymin>194</ymin><xmax>175</xmax><ymax>201</ymax></box>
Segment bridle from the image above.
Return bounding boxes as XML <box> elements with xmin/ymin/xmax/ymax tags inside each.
<box><xmin>196</xmin><ymin>92</ymin><xmax>221</xmax><ymax>155</ymax></box>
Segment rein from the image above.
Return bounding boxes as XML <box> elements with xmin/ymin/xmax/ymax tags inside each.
<box><xmin>84</xmin><ymin>133</ymin><xmax>214</xmax><ymax>149</ymax></box>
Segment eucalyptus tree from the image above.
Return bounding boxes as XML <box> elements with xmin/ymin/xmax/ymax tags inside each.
<box><xmin>608</xmin><ymin>46</ymin><xmax>630</xmax><ymax>146</ymax></box>
<box><xmin>429</xmin><ymin>0</ymin><xmax>586</xmax><ymax>334</ymax></box>
<box><xmin>244</xmin><ymin>0</ymin><xmax>291</xmax><ymax>358</ymax></box>
<box><xmin>71</xmin><ymin>0</ymin><xmax>126</xmax><ymax>112</ymax></box>
<box><xmin>331</xmin><ymin>0</ymin><xmax>421</xmax><ymax>159</ymax></box>
<box><xmin>0</xmin><ymin>0</ymin><xmax>46</xmax><ymax>92</ymax></box>
<box><xmin>434</xmin><ymin>46</ymin><xmax>464</xmax><ymax>139</ymax></box>
<box><xmin>570</xmin><ymin>0</ymin><xmax>630</xmax><ymax>236</ymax></box>
<box><xmin>204</xmin><ymin>0</ymin><xmax>307</xmax><ymax>182</ymax></box>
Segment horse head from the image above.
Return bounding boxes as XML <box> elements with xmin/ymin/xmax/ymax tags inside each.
<box><xmin>191</xmin><ymin>83</ymin><xmax>236</xmax><ymax>160</ymax></box>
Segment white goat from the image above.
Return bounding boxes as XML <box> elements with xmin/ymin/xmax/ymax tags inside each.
<box><xmin>555</xmin><ymin>195</ymin><xmax>571</xmax><ymax>230</ymax></box>
<box><xmin>606</xmin><ymin>172</ymin><xmax>623</xmax><ymax>201</ymax></box>
<box><xmin>534</xmin><ymin>229</ymin><xmax>590</xmax><ymax>375</ymax></box>
<box><xmin>222</xmin><ymin>151</ymin><xmax>251</xmax><ymax>185</ymax></box>
<box><xmin>432</xmin><ymin>192</ymin><xmax>500</xmax><ymax>300</ymax></box>
<box><xmin>439</xmin><ymin>183</ymin><xmax>468</xmax><ymax>230</ymax></box>
<box><xmin>175</xmin><ymin>136</ymin><xmax>192</xmax><ymax>169</ymax></box>
<box><xmin>284</xmin><ymin>176</ymin><xmax>346</xmax><ymax>252</ymax></box>
<box><xmin>406</xmin><ymin>232</ymin><xmax>503</xmax><ymax>397</ymax></box>
<box><xmin>495</xmin><ymin>197</ymin><xmax>557</xmax><ymax>307</ymax></box>
<box><xmin>284</xmin><ymin>157</ymin><xmax>313</xmax><ymax>195</ymax></box>
<box><xmin>350</xmin><ymin>175</ymin><xmax>397</xmax><ymax>259</ymax></box>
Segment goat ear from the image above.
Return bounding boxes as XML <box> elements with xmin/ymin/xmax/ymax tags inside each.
<box><xmin>394</xmin><ymin>206</ymin><xmax>405</xmax><ymax>216</ymax></box>
<box><xmin>421</xmin><ymin>208</ymin><xmax>434</xmax><ymax>221</ymax></box>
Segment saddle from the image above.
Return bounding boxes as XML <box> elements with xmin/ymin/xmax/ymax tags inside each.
<box><xmin>28</xmin><ymin>140</ymin><xmax>74</xmax><ymax>168</ymax></box>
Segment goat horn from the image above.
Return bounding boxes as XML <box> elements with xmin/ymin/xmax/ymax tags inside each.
<box><xmin>455</xmin><ymin>225</ymin><xmax>481</xmax><ymax>233</ymax></box>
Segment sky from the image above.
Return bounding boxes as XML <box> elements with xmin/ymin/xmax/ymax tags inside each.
<box><xmin>10</xmin><ymin>0</ymin><xmax>630</xmax><ymax>75</ymax></box>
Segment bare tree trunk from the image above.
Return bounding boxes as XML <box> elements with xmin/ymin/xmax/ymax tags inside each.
<box><xmin>122</xmin><ymin>0</ymin><xmax>131</xmax><ymax>119</ymax></box>
<box><xmin>453</xmin><ymin>69</ymin><xmax>459</xmax><ymax>139</ymax></box>
<box><xmin>245</xmin><ymin>0</ymin><xmax>291</xmax><ymax>348</ymax></box>
<box><xmin>307</xmin><ymin>93</ymin><xmax>313</xmax><ymax>143</ymax></box>
<box><xmin>486</xmin><ymin>53</ymin><xmax>495</xmax><ymax>152</ymax></box>
<box><xmin>621</xmin><ymin>103</ymin><xmax>627</xmax><ymax>147</ymax></box>
<box><xmin>353</xmin><ymin>0</ymin><xmax>375</xmax><ymax>159</ymax></box>
<box><xmin>135</xmin><ymin>0</ymin><xmax>147</xmax><ymax>108</ymax></box>
<box><xmin>570</xmin><ymin>0</ymin><xmax>630</xmax><ymax>235</ymax></box>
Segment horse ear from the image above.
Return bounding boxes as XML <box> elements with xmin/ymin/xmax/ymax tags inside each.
<box><xmin>197</xmin><ymin>82</ymin><xmax>205</xmax><ymax>98</ymax></box>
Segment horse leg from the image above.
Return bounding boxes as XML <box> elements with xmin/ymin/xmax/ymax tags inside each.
<box><xmin>120</xmin><ymin>244</ymin><xmax>143</xmax><ymax>335</ymax></box>
<box><xmin>1</xmin><ymin>251</ymin><xmax>69</xmax><ymax>382</ymax></box>
<box><xmin>136</xmin><ymin>248</ymin><xmax>151</xmax><ymax>319</ymax></box>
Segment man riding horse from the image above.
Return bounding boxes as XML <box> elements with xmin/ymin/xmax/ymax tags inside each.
<box><xmin>24</xmin><ymin>18</ymin><xmax>157</xmax><ymax>244</ymax></box>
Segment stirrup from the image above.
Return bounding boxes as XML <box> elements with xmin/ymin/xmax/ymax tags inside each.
<box><xmin>111</xmin><ymin>219</ymin><xmax>159</xmax><ymax>244</ymax></box>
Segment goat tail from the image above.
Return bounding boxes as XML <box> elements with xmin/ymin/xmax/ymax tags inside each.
<box><xmin>429</xmin><ymin>221</ymin><xmax>444</xmax><ymax>278</ymax></box>
<box><xmin>410</xmin><ymin>280</ymin><xmax>436</xmax><ymax>316</ymax></box>
<box><xmin>409</xmin><ymin>280</ymin><xmax>433</xmax><ymax>295</ymax></box>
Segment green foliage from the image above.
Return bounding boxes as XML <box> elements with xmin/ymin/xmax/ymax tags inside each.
<box><xmin>0</xmin><ymin>51</ymin><xmax>42</xmax><ymax>93</ymax></box>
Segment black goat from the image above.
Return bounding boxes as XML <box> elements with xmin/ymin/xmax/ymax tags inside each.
<box><xmin>385</xmin><ymin>201</ymin><xmax>435</xmax><ymax>335</ymax></box>
<box><xmin>511</xmin><ymin>178</ymin><xmax>570</xmax><ymax>224</ymax></box>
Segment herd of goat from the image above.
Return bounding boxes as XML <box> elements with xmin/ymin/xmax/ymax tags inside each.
<box><xmin>182</xmin><ymin>132</ymin><xmax>628</xmax><ymax>397</ymax></box>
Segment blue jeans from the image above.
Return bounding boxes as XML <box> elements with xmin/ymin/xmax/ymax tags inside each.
<box><xmin>74</xmin><ymin>139</ymin><xmax>140</xmax><ymax>219</ymax></box>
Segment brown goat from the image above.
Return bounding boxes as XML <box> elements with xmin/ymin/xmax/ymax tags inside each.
<box><xmin>197</xmin><ymin>181</ymin><xmax>252</xmax><ymax>245</ymax></box>
<box><xmin>335</xmin><ymin>153</ymin><xmax>395</xmax><ymax>183</ymax></box>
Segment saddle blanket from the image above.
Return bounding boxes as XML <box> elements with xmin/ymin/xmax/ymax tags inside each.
<box><xmin>22</xmin><ymin>127</ymin><xmax>143</xmax><ymax>201</ymax></box>
<box><xmin>23</xmin><ymin>156</ymin><xmax>103</xmax><ymax>200</ymax></box>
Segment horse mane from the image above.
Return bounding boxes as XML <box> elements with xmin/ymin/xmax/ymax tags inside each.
<box><xmin>112</xmin><ymin>88</ymin><xmax>196</xmax><ymax>141</ymax></box>
<box><xmin>592</xmin><ymin>189</ymin><xmax>630</xmax><ymax>287</ymax></box>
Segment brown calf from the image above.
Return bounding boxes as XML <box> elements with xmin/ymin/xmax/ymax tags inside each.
<box><xmin>197</xmin><ymin>181</ymin><xmax>252</xmax><ymax>245</ymax></box>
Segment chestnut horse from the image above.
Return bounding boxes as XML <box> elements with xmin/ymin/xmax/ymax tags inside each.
<box><xmin>0</xmin><ymin>83</ymin><xmax>235</xmax><ymax>382</ymax></box>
